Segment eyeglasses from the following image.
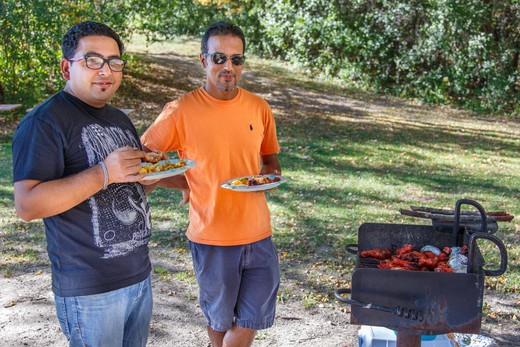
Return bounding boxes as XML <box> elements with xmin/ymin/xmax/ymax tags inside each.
<box><xmin>203</xmin><ymin>52</ymin><xmax>246</xmax><ymax>66</ymax></box>
<box><xmin>68</xmin><ymin>55</ymin><xmax>126</xmax><ymax>72</ymax></box>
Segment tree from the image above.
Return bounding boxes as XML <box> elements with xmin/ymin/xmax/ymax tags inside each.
<box><xmin>1</xmin><ymin>0</ymin><xmax>518</xmax><ymax>115</ymax></box>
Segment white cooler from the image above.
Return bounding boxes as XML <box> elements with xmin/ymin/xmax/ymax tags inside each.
<box><xmin>358</xmin><ymin>325</ymin><xmax>455</xmax><ymax>347</ymax></box>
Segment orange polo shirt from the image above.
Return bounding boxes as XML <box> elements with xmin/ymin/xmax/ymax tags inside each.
<box><xmin>141</xmin><ymin>87</ymin><xmax>280</xmax><ymax>246</ymax></box>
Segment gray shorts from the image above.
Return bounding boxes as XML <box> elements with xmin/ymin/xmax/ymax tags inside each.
<box><xmin>189</xmin><ymin>236</ymin><xmax>280</xmax><ymax>331</ymax></box>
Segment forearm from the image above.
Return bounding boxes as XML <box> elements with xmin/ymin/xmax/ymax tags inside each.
<box><xmin>260</xmin><ymin>153</ymin><xmax>281</xmax><ymax>175</ymax></box>
<box><xmin>157</xmin><ymin>174</ymin><xmax>189</xmax><ymax>190</ymax></box>
<box><xmin>14</xmin><ymin>164</ymin><xmax>104</xmax><ymax>221</ymax></box>
<box><xmin>156</xmin><ymin>174</ymin><xmax>190</xmax><ymax>206</ymax></box>
<box><xmin>142</xmin><ymin>181</ymin><xmax>159</xmax><ymax>195</ymax></box>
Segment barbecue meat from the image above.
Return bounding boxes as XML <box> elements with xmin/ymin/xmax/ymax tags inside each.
<box><xmin>360</xmin><ymin>248</ymin><xmax>391</xmax><ymax>259</ymax></box>
<box><xmin>419</xmin><ymin>256</ymin><xmax>439</xmax><ymax>269</ymax></box>
<box><xmin>143</xmin><ymin>150</ymin><xmax>163</xmax><ymax>163</ymax></box>
<box><xmin>395</xmin><ymin>244</ymin><xmax>413</xmax><ymax>256</ymax></box>
<box><xmin>247</xmin><ymin>176</ymin><xmax>281</xmax><ymax>186</ymax></box>
<box><xmin>434</xmin><ymin>262</ymin><xmax>454</xmax><ymax>273</ymax></box>
<box><xmin>362</xmin><ymin>244</ymin><xmax>459</xmax><ymax>273</ymax></box>
<box><xmin>437</xmin><ymin>250</ymin><xmax>451</xmax><ymax>262</ymax></box>
<box><xmin>377</xmin><ymin>257</ymin><xmax>422</xmax><ymax>271</ymax></box>
<box><xmin>398</xmin><ymin>251</ymin><xmax>425</xmax><ymax>263</ymax></box>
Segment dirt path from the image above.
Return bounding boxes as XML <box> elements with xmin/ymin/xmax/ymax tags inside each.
<box><xmin>1</xmin><ymin>250</ymin><xmax>519</xmax><ymax>346</ymax></box>
<box><xmin>0</xmin><ymin>251</ymin><xmax>357</xmax><ymax>347</ymax></box>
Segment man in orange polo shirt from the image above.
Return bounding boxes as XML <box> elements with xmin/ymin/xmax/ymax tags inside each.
<box><xmin>141</xmin><ymin>21</ymin><xmax>282</xmax><ymax>346</ymax></box>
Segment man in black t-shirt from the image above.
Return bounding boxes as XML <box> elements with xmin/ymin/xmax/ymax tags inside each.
<box><xmin>11</xmin><ymin>21</ymin><xmax>183</xmax><ymax>347</ymax></box>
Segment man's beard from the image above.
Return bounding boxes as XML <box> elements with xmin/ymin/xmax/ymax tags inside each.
<box><xmin>216</xmin><ymin>81</ymin><xmax>236</xmax><ymax>92</ymax></box>
<box><xmin>216</xmin><ymin>72</ymin><xmax>237</xmax><ymax>92</ymax></box>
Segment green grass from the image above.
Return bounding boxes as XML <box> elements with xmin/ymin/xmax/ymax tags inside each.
<box><xmin>1</xmin><ymin>36</ymin><xmax>519</xmax><ymax>298</ymax></box>
<box><xmin>0</xmin><ymin>144</ymin><xmax>49</xmax><ymax>276</ymax></box>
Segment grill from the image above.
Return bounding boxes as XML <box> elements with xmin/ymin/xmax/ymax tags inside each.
<box><xmin>335</xmin><ymin>199</ymin><xmax>509</xmax><ymax>347</ymax></box>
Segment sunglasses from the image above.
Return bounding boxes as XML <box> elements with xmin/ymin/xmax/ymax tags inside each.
<box><xmin>204</xmin><ymin>52</ymin><xmax>246</xmax><ymax>66</ymax></box>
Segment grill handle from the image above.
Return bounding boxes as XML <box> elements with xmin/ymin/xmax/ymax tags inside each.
<box><xmin>467</xmin><ymin>232</ymin><xmax>508</xmax><ymax>276</ymax></box>
<box><xmin>344</xmin><ymin>243</ymin><xmax>358</xmax><ymax>255</ymax></box>
<box><xmin>453</xmin><ymin>199</ymin><xmax>489</xmax><ymax>245</ymax></box>
<box><xmin>334</xmin><ymin>288</ymin><xmax>424</xmax><ymax>321</ymax></box>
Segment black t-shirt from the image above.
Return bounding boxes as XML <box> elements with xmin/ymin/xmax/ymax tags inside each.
<box><xmin>12</xmin><ymin>91</ymin><xmax>151</xmax><ymax>297</ymax></box>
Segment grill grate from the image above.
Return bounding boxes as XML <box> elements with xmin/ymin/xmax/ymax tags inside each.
<box><xmin>358</xmin><ymin>257</ymin><xmax>379</xmax><ymax>268</ymax></box>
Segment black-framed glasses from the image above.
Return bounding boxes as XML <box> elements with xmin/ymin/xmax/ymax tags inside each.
<box><xmin>68</xmin><ymin>55</ymin><xmax>126</xmax><ymax>72</ymax></box>
<box><xmin>203</xmin><ymin>52</ymin><xmax>246</xmax><ymax>66</ymax></box>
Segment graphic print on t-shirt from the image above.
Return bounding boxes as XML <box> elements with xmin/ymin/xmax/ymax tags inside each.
<box><xmin>82</xmin><ymin>124</ymin><xmax>151</xmax><ymax>259</ymax></box>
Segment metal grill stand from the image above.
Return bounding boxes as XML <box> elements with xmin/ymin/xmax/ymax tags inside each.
<box><xmin>335</xmin><ymin>199</ymin><xmax>509</xmax><ymax>347</ymax></box>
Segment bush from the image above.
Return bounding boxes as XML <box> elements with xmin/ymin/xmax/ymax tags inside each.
<box><xmin>1</xmin><ymin>0</ymin><xmax>518</xmax><ymax>115</ymax></box>
<box><xmin>0</xmin><ymin>0</ymin><xmax>133</xmax><ymax>109</ymax></box>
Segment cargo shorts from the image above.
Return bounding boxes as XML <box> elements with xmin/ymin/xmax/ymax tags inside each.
<box><xmin>189</xmin><ymin>236</ymin><xmax>280</xmax><ymax>332</ymax></box>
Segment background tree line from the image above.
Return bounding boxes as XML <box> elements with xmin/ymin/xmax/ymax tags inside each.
<box><xmin>1</xmin><ymin>0</ymin><xmax>518</xmax><ymax>116</ymax></box>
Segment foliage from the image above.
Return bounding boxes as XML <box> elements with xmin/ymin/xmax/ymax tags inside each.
<box><xmin>0</xmin><ymin>0</ymin><xmax>133</xmax><ymax>110</ymax></box>
<box><xmin>221</xmin><ymin>0</ymin><xmax>519</xmax><ymax>115</ymax></box>
<box><xmin>1</xmin><ymin>0</ymin><xmax>518</xmax><ymax>115</ymax></box>
<box><xmin>128</xmin><ymin>0</ymin><xmax>220</xmax><ymax>40</ymax></box>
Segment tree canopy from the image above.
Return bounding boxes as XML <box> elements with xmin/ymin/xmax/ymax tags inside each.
<box><xmin>1</xmin><ymin>0</ymin><xmax>518</xmax><ymax>115</ymax></box>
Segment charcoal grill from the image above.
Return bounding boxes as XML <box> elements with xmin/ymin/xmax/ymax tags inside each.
<box><xmin>335</xmin><ymin>199</ymin><xmax>508</xmax><ymax>347</ymax></box>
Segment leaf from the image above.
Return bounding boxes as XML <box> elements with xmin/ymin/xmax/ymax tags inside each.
<box><xmin>4</xmin><ymin>301</ymin><xmax>16</xmax><ymax>308</ymax></box>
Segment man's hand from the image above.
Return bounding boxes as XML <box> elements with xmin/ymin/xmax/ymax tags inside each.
<box><xmin>260</xmin><ymin>153</ymin><xmax>281</xmax><ymax>176</ymax></box>
<box><xmin>104</xmin><ymin>146</ymin><xmax>147</xmax><ymax>183</ymax></box>
<box><xmin>179</xmin><ymin>188</ymin><xmax>190</xmax><ymax>206</ymax></box>
<box><xmin>157</xmin><ymin>174</ymin><xmax>191</xmax><ymax>206</ymax></box>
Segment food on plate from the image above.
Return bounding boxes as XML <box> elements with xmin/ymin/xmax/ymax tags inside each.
<box><xmin>142</xmin><ymin>150</ymin><xmax>163</xmax><ymax>163</ymax></box>
<box><xmin>230</xmin><ymin>177</ymin><xmax>250</xmax><ymax>186</ymax></box>
<box><xmin>230</xmin><ymin>175</ymin><xmax>282</xmax><ymax>187</ymax></box>
<box><xmin>360</xmin><ymin>243</ymin><xmax>468</xmax><ymax>273</ymax></box>
<box><xmin>139</xmin><ymin>160</ymin><xmax>186</xmax><ymax>174</ymax></box>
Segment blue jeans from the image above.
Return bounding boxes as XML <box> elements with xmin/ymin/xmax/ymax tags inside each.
<box><xmin>55</xmin><ymin>274</ymin><xmax>153</xmax><ymax>347</ymax></box>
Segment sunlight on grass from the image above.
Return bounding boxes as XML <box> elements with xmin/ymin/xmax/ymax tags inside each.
<box><xmin>127</xmin><ymin>34</ymin><xmax>200</xmax><ymax>57</ymax></box>
<box><xmin>174</xmin><ymin>271</ymin><xmax>197</xmax><ymax>284</ymax></box>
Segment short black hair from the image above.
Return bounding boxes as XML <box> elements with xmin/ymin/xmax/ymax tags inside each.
<box><xmin>201</xmin><ymin>21</ymin><xmax>246</xmax><ymax>54</ymax></box>
<box><xmin>61</xmin><ymin>21</ymin><xmax>124</xmax><ymax>59</ymax></box>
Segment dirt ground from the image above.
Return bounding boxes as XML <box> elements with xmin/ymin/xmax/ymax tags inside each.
<box><xmin>0</xmin><ymin>251</ymin><xmax>519</xmax><ymax>347</ymax></box>
<box><xmin>0</xmin><ymin>250</ymin><xmax>359</xmax><ymax>347</ymax></box>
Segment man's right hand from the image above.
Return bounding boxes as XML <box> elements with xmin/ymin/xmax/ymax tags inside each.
<box><xmin>104</xmin><ymin>146</ymin><xmax>147</xmax><ymax>184</ymax></box>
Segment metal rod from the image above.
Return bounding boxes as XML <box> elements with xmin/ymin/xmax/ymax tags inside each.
<box><xmin>396</xmin><ymin>331</ymin><xmax>421</xmax><ymax>347</ymax></box>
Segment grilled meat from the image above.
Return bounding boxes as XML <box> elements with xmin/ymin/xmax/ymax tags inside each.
<box><xmin>362</xmin><ymin>244</ymin><xmax>461</xmax><ymax>272</ymax></box>
<box><xmin>360</xmin><ymin>248</ymin><xmax>392</xmax><ymax>259</ymax></box>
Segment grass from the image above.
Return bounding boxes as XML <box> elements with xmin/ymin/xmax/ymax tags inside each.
<box><xmin>1</xmin><ymin>36</ymin><xmax>519</xmax><ymax>303</ymax></box>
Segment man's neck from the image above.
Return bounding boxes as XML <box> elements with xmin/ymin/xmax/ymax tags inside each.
<box><xmin>63</xmin><ymin>84</ymin><xmax>106</xmax><ymax>108</ymax></box>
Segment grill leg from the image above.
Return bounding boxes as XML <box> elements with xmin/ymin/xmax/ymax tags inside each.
<box><xmin>396</xmin><ymin>331</ymin><xmax>421</xmax><ymax>347</ymax></box>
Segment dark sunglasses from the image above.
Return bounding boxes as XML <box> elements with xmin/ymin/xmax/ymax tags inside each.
<box><xmin>204</xmin><ymin>52</ymin><xmax>246</xmax><ymax>66</ymax></box>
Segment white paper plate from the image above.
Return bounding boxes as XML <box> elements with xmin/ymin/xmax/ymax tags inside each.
<box><xmin>221</xmin><ymin>175</ymin><xmax>286</xmax><ymax>192</ymax></box>
<box><xmin>141</xmin><ymin>159</ymin><xmax>196</xmax><ymax>180</ymax></box>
